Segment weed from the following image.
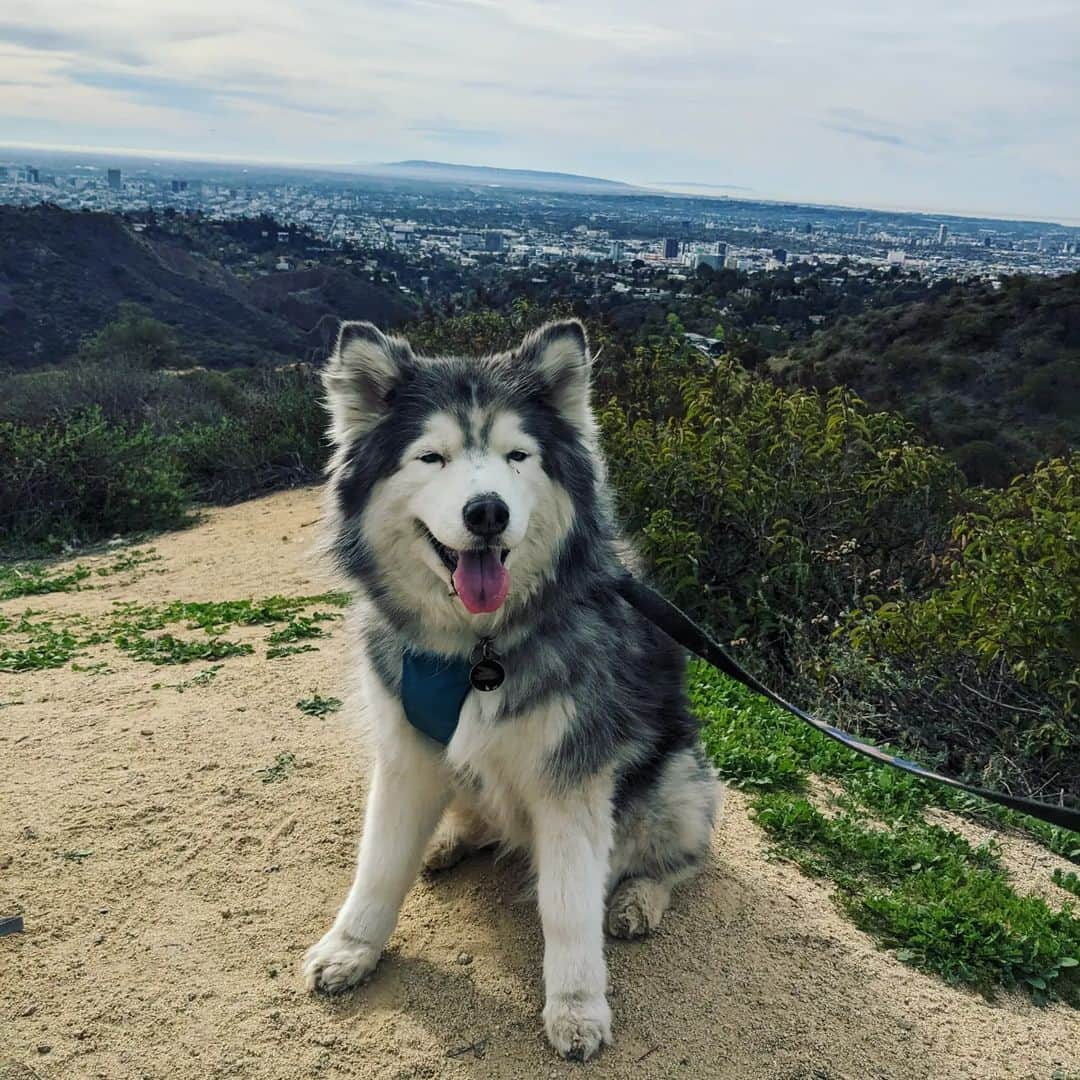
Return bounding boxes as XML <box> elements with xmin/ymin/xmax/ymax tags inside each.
<box><xmin>297</xmin><ymin>694</ymin><xmax>342</xmax><ymax>717</ymax></box>
<box><xmin>71</xmin><ymin>661</ymin><xmax>114</xmax><ymax>676</ymax></box>
<box><xmin>151</xmin><ymin>664</ymin><xmax>224</xmax><ymax>692</ymax></box>
<box><xmin>58</xmin><ymin>850</ymin><xmax>93</xmax><ymax>862</ymax></box>
<box><xmin>95</xmin><ymin>548</ymin><xmax>162</xmax><ymax>576</ymax></box>
<box><xmin>0</xmin><ymin>616</ymin><xmax>81</xmax><ymax>672</ymax></box>
<box><xmin>116</xmin><ymin>632</ymin><xmax>252</xmax><ymax>665</ymax></box>
<box><xmin>1053</xmin><ymin>870</ymin><xmax>1080</xmax><ymax>899</ymax></box>
<box><xmin>0</xmin><ymin>563</ymin><xmax>91</xmax><ymax>601</ymax></box>
<box><xmin>255</xmin><ymin>752</ymin><xmax>296</xmax><ymax>783</ymax></box>
<box><xmin>267</xmin><ymin>617</ymin><xmax>325</xmax><ymax>645</ymax></box>
<box><xmin>267</xmin><ymin>644</ymin><xmax>319</xmax><ymax>660</ymax></box>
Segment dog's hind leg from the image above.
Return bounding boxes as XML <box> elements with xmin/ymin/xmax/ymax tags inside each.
<box><xmin>423</xmin><ymin>797</ymin><xmax>490</xmax><ymax>872</ymax></box>
<box><xmin>605</xmin><ymin>875</ymin><xmax>672</xmax><ymax>939</ymax></box>
<box><xmin>606</xmin><ymin>746</ymin><xmax>722</xmax><ymax>939</ymax></box>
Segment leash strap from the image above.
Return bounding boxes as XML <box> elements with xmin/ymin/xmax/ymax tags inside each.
<box><xmin>615</xmin><ymin>576</ymin><xmax>1080</xmax><ymax>833</ymax></box>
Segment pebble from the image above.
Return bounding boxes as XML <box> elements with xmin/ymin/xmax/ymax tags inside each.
<box><xmin>455</xmin><ymin>951</ymin><xmax>473</xmax><ymax>965</ymax></box>
<box><xmin>36</xmin><ymin>1044</ymin><xmax>51</xmax><ymax>1055</ymax></box>
<box><xmin>140</xmin><ymin>729</ymin><xmax>153</xmax><ymax>736</ymax></box>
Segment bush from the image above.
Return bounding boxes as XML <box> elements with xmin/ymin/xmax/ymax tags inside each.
<box><xmin>174</xmin><ymin>367</ymin><xmax>328</xmax><ymax>502</ymax></box>
<box><xmin>846</xmin><ymin>455</ymin><xmax>1080</xmax><ymax>787</ymax></box>
<box><xmin>0</xmin><ymin>407</ymin><xmax>189</xmax><ymax>551</ymax></box>
<box><xmin>599</xmin><ymin>339</ymin><xmax>966</xmax><ymax>660</ymax></box>
<box><xmin>849</xmin><ymin>455</ymin><xmax>1079</xmax><ymax>708</ymax></box>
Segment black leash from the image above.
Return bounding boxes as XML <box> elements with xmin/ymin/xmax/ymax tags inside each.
<box><xmin>615</xmin><ymin>576</ymin><xmax>1080</xmax><ymax>833</ymax></box>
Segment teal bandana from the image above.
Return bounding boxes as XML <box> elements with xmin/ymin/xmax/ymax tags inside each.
<box><xmin>401</xmin><ymin>649</ymin><xmax>473</xmax><ymax>746</ymax></box>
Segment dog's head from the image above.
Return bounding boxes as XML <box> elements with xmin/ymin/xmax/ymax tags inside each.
<box><xmin>323</xmin><ymin>319</ymin><xmax>605</xmax><ymax>638</ymax></box>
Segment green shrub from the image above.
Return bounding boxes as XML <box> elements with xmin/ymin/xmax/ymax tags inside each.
<box><xmin>845</xmin><ymin>455</ymin><xmax>1079</xmax><ymax>787</ymax></box>
<box><xmin>599</xmin><ymin>342</ymin><xmax>965</xmax><ymax>657</ymax></box>
<box><xmin>848</xmin><ymin>455</ymin><xmax>1080</xmax><ymax>715</ymax></box>
<box><xmin>0</xmin><ymin>407</ymin><xmax>189</xmax><ymax>552</ymax></box>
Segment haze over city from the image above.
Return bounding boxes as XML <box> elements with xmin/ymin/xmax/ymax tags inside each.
<box><xmin>1</xmin><ymin>0</ymin><xmax>1078</xmax><ymax>222</ymax></box>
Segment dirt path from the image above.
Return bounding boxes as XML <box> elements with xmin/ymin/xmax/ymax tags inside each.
<box><xmin>1</xmin><ymin>489</ymin><xmax>1077</xmax><ymax>1080</ymax></box>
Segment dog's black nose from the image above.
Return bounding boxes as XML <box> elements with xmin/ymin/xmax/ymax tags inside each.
<box><xmin>463</xmin><ymin>495</ymin><xmax>509</xmax><ymax>538</ymax></box>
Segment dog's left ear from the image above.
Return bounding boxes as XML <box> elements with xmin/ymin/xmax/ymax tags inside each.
<box><xmin>518</xmin><ymin>319</ymin><xmax>592</xmax><ymax>430</ymax></box>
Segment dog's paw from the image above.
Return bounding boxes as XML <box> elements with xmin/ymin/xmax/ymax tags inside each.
<box><xmin>543</xmin><ymin>994</ymin><xmax>612</xmax><ymax>1061</ymax></box>
<box><xmin>605</xmin><ymin>877</ymin><xmax>668</xmax><ymax>940</ymax></box>
<box><xmin>423</xmin><ymin>832</ymin><xmax>472</xmax><ymax>872</ymax></box>
<box><xmin>302</xmin><ymin>930</ymin><xmax>381</xmax><ymax>994</ymax></box>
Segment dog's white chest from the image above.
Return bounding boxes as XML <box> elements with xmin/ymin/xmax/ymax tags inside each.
<box><xmin>444</xmin><ymin>690</ymin><xmax>576</xmax><ymax>846</ymax></box>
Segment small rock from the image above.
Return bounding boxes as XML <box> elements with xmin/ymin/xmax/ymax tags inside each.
<box><xmin>19</xmin><ymin>1004</ymin><xmax>37</xmax><ymax>1017</ymax></box>
<box><xmin>140</xmin><ymin>729</ymin><xmax>153</xmax><ymax>737</ymax></box>
<box><xmin>36</xmin><ymin>1044</ymin><xmax>51</xmax><ymax>1055</ymax></box>
<box><xmin>0</xmin><ymin>854</ymin><xmax>12</xmax><ymax>869</ymax></box>
<box><xmin>455</xmin><ymin>951</ymin><xmax>473</xmax><ymax>965</ymax></box>
<box><xmin>93</xmin><ymin>933</ymin><xmax>104</xmax><ymax>945</ymax></box>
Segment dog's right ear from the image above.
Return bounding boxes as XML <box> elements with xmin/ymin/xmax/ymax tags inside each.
<box><xmin>322</xmin><ymin>321</ymin><xmax>414</xmax><ymax>444</ymax></box>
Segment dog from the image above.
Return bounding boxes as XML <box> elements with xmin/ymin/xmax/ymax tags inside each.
<box><xmin>302</xmin><ymin>318</ymin><xmax>721</xmax><ymax>1061</ymax></box>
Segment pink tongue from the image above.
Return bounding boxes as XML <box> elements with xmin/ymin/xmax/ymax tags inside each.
<box><xmin>452</xmin><ymin>549</ymin><xmax>510</xmax><ymax>614</ymax></box>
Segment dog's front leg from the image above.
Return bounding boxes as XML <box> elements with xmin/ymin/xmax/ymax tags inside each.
<box><xmin>303</xmin><ymin>732</ymin><xmax>449</xmax><ymax>994</ymax></box>
<box><xmin>533</xmin><ymin>782</ymin><xmax>614</xmax><ymax>1061</ymax></box>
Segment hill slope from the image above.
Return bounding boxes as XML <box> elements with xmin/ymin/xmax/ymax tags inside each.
<box><xmin>770</xmin><ymin>273</ymin><xmax>1080</xmax><ymax>483</ymax></box>
<box><xmin>0</xmin><ymin>205</ymin><xmax>416</xmax><ymax>369</ymax></box>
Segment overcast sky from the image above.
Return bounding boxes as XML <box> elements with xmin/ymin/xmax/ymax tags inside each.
<box><xmin>1</xmin><ymin>0</ymin><xmax>1078</xmax><ymax>221</ymax></box>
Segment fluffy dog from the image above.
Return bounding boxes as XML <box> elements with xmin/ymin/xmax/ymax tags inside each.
<box><xmin>303</xmin><ymin>318</ymin><xmax>720</xmax><ymax>1060</ymax></box>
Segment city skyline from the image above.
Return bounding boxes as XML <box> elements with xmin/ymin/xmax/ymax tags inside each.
<box><xmin>1</xmin><ymin>1</ymin><xmax>1077</xmax><ymax>222</ymax></box>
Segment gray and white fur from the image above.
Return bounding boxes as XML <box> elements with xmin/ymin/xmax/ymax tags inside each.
<box><xmin>303</xmin><ymin>318</ymin><xmax>721</xmax><ymax>1061</ymax></box>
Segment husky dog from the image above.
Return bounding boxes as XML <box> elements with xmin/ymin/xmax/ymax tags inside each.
<box><xmin>303</xmin><ymin>319</ymin><xmax>720</xmax><ymax>1060</ymax></box>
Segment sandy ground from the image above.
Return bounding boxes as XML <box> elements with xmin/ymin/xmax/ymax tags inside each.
<box><xmin>1</xmin><ymin>488</ymin><xmax>1077</xmax><ymax>1080</ymax></box>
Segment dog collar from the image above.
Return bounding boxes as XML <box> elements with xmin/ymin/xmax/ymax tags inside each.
<box><xmin>400</xmin><ymin>640</ymin><xmax>505</xmax><ymax>747</ymax></box>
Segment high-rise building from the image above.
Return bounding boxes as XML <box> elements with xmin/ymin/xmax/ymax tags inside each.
<box><xmin>25</xmin><ymin>166</ymin><xmax>39</xmax><ymax>183</ymax></box>
<box><xmin>484</xmin><ymin>231</ymin><xmax>504</xmax><ymax>253</ymax></box>
<box><xmin>107</xmin><ymin>168</ymin><xmax>122</xmax><ymax>189</ymax></box>
<box><xmin>170</xmin><ymin>179</ymin><xmax>188</xmax><ymax>193</ymax></box>
<box><xmin>937</xmin><ymin>223</ymin><xmax>948</xmax><ymax>245</ymax></box>
<box><xmin>714</xmin><ymin>241</ymin><xmax>728</xmax><ymax>258</ymax></box>
<box><xmin>772</xmin><ymin>248</ymin><xmax>788</xmax><ymax>264</ymax></box>
<box><xmin>608</xmin><ymin>240</ymin><xmax>624</xmax><ymax>262</ymax></box>
<box><xmin>663</xmin><ymin>237</ymin><xmax>679</xmax><ymax>259</ymax></box>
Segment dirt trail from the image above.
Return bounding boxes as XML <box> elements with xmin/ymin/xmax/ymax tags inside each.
<box><xmin>1</xmin><ymin>489</ymin><xmax>1077</xmax><ymax>1080</ymax></box>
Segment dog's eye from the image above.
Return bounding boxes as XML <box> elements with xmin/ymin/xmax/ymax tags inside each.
<box><xmin>418</xmin><ymin>452</ymin><xmax>445</xmax><ymax>465</ymax></box>
<box><xmin>507</xmin><ymin>450</ymin><xmax>530</xmax><ymax>463</ymax></box>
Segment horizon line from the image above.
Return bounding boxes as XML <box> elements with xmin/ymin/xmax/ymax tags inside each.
<box><xmin>1</xmin><ymin>139</ymin><xmax>1077</xmax><ymax>229</ymax></box>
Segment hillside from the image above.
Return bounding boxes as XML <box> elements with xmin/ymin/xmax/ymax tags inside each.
<box><xmin>770</xmin><ymin>273</ymin><xmax>1080</xmax><ymax>483</ymax></box>
<box><xmin>0</xmin><ymin>205</ymin><xmax>416</xmax><ymax>369</ymax></box>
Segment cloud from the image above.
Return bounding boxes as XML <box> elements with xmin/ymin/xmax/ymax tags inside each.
<box><xmin>0</xmin><ymin>0</ymin><xmax>1075</xmax><ymax>219</ymax></box>
<box><xmin>821</xmin><ymin>123</ymin><xmax>913</xmax><ymax>149</ymax></box>
<box><xmin>409</xmin><ymin>126</ymin><xmax>508</xmax><ymax>147</ymax></box>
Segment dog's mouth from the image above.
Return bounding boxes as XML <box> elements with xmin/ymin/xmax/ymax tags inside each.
<box><xmin>419</xmin><ymin>523</ymin><xmax>511</xmax><ymax>614</ymax></box>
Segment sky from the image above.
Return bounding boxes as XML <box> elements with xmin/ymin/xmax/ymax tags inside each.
<box><xmin>1</xmin><ymin>0</ymin><xmax>1078</xmax><ymax>221</ymax></box>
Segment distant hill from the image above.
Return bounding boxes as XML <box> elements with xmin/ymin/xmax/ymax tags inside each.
<box><xmin>363</xmin><ymin>160</ymin><xmax>641</xmax><ymax>195</ymax></box>
<box><xmin>770</xmin><ymin>273</ymin><xmax>1080</xmax><ymax>484</ymax></box>
<box><xmin>0</xmin><ymin>205</ymin><xmax>416</xmax><ymax>369</ymax></box>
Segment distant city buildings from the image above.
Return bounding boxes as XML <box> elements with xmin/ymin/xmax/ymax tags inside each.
<box><xmin>0</xmin><ymin>154</ymin><xmax>1076</xmax><ymax>284</ymax></box>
